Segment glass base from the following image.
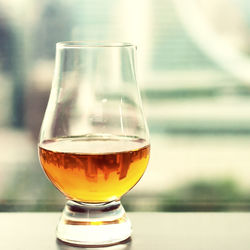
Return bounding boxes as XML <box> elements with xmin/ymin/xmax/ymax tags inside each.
<box><xmin>56</xmin><ymin>200</ymin><xmax>132</xmax><ymax>246</ymax></box>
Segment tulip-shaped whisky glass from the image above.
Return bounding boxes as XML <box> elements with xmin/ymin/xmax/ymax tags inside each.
<box><xmin>38</xmin><ymin>42</ymin><xmax>150</xmax><ymax>246</ymax></box>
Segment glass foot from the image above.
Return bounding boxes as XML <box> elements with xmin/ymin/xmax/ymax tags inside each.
<box><xmin>56</xmin><ymin>200</ymin><xmax>132</xmax><ymax>246</ymax></box>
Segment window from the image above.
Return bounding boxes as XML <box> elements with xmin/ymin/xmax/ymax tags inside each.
<box><xmin>1</xmin><ymin>0</ymin><xmax>250</xmax><ymax>211</ymax></box>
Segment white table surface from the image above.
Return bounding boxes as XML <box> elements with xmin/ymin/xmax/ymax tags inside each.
<box><xmin>1</xmin><ymin>212</ymin><xmax>250</xmax><ymax>250</ymax></box>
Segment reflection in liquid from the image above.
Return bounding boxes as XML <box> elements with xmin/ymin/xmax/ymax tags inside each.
<box><xmin>56</xmin><ymin>237</ymin><xmax>132</xmax><ymax>250</ymax></box>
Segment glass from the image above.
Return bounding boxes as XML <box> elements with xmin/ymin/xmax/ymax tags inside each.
<box><xmin>38</xmin><ymin>41</ymin><xmax>150</xmax><ymax>246</ymax></box>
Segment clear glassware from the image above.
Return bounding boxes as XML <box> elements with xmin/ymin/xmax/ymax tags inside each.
<box><xmin>38</xmin><ymin>41</ymin><xmax>150</xmax><ymax>246</ymax></box>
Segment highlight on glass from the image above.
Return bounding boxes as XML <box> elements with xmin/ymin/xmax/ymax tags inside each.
<box><xmin>38</xmin><ymin>41</ymin><xmax>150</xmax><ymax>246</ymax></box>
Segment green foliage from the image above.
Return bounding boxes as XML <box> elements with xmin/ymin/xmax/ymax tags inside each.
<box><xmin>167</xmin><ymin>178</ymin><xmax>243</xmax><ymax>201</ymax></box>
<box><xmin>158</xmin><ymin>178</ymin><xmax>250</xmax><ymax>211</ymax></box>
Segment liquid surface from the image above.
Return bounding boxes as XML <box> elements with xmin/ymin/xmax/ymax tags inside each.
<box><xmin>39</xmin><ymin>135</ymin><xmax>150</xmax><ymax>203</ymax></box>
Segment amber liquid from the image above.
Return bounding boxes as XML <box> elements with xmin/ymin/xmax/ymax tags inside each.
<box><xmin>39</xmin><ymin>135</ymin><xmax>150</xmax><ymax>203</ymax></box>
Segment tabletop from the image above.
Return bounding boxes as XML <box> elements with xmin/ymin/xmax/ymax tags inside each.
<box><xmin>1</xmin><ymin>212</ymin><xmax>250</xmax><ymax>250</ymax></box>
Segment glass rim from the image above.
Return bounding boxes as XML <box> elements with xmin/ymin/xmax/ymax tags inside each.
<box><xmin>56</xmin><ymin>41</ymin><xmax>136</xmax><ymax>49</ymax></box>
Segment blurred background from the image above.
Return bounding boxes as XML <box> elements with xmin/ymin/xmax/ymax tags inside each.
<box><xmin>1</xmin><ymin>0</ymin><xmax>250</xmax><ymax>211</ymax></box>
